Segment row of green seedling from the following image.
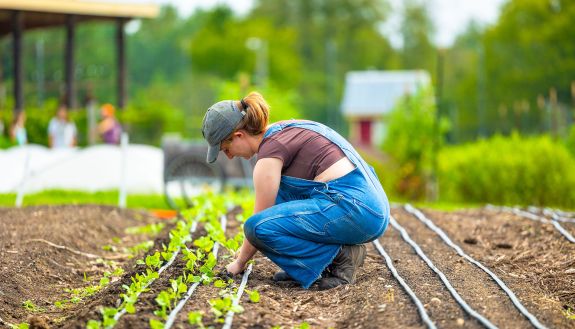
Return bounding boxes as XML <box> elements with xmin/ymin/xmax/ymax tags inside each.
<box><xmin>187</xmin><ymin>193</ymin><xmax>260</xmax><ymax>329</ymax></box>
<box><xmin>151</xmin><ymin>215</ymin><xmax>228</xmax><ymax>329</ymax></box>
<box><xmin>152</xmin><ymin>191</ymin><xmax>256</xmax><ymax>328</ymax></box>
<box><xmin>85</xmin><ymin>193</ymin><xmax>227</xmax><ymax>329</ymax></box>
<box><xmin>53</xmin><ymin>223</ymin><xmax>165</xmax><ymax>310</ymax></box>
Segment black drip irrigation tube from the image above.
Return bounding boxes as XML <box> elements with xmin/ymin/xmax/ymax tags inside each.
<box><xmin>527</xmin><ymin>206</ymin><xmax>575</xmax><ymax>223</ymax></box>
<box><xmin>372</xmin><ymin>239</ymin><xmax>437</xmax><ymax>329</ymax></box>
<box><xmin>164</xmin><ymin>208</ymin><xmax>254</xmax><ymax>329</ymax></box>
<box><xmin>404</xmin><ymin>204</ymin><xmax>549</xmax><ymax>329</ymax></box>
<box><xmin>389</xmin><ymin>215</ymin><xmax>499</xmax><ymax>329</ymax></box>
<box><xmin>542</xmin><ymin>209</ymin><xmax>575</xmax><ymax>224</ymax></box>
<box><xmin>164</xmin><ymin>215</ymin><xmax>228</xmax><ymax>329</ymax></box>
<box><xmin>222</xmin><ymin>263</ymin><xmax>254</xmax><ymax>329</ymax></box>
<box><xmin>488</xmin><ymin>205</ymin><xmax>575</xmax><ymax>244</ymax></box>
<box><xmin>112</xmin><ymin>220</ymin><xmax>199</xmax><ymax>324</ymax></box>
<box><xmin>550</xmin><ymin>209</ymin><xmax>575</xmax><ymax>222</ymax></box>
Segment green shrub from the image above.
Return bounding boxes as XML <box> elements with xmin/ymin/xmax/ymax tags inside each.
<box><xmin>358</xmin><ymin>150</ymin><xmax>398</xmax><ymax>201</ymax></box>
<box><xmin>438</xmin><ymin>133</ymin><xmax>575</xmax><ymax>208</ymax></box>
<box><xmin>565</xmin><ymin>125</ymin><xmax>575</xmax><ymax>156</ymax></box>
<box><xmin>381</xmin><ymin>86</ymin><xmax>444</xmax><ymax>200</ymax></box>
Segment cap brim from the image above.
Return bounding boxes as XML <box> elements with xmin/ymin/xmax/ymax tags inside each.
<box><xmin>206</xmin><ymin>143</ymin><xmax>220</xmax><ymax>164</ymax></box>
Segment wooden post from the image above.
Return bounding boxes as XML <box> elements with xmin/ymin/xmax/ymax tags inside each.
<box><xmin>498</xmin><ymin>104</ymin><xmax>508</xmax><ymax>134</ymax></box>
<box><xmin>513</xmin><ymin>100</ymin><xmax>521</xmax><ymax>132</ymax></box>
<box><xmin>571</xmin><ymin>81</ymin><xmax>575</xmax><ymax>127</ymax></box>
<box><xmin>537</xmin><ymin>94</ymin><xmax>546</xmax><ymax>134</ymax></box>
<box><xmin>116</xmin><ymin>18</ymin><xmax>126</xmax><ymax>109</ymax></box>
<box><xmin>12</xmin><ymin>11</ymin><xmax>23</xmax><ymax>114</ymax></box>
<box><xmin>550</xmin><ymin>87</ymin><xmax>558</xmax><ymax>137</ymax></box>
<box><xmin>0</xmin><ymin>53</ymin><xmax>4</xmax><ymax>111</ymax></box>
<box><xmin>521</xmin><ymin>99</ymin><xmax>530</xmax><ymax>133</ymax></box>
<box><xmin>65</xmin><ymin>15</ymin><xmax>76</xmax><ymax>109</ymax></box>
<box><xmin>64</xmin><ymin>15</ymin><xmax>76</xmax><ymax>109</ymax></box>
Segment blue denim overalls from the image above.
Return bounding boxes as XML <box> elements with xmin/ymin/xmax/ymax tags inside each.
<box><xmin>244</xmin><ymin>120</ymin><xmax>390</xmax><ymax>288</ymax></box>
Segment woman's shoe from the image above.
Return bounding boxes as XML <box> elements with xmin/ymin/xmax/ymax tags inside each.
<box><xmin>272</xmin><ymin>271</ymin><xmax>294</xmax><ymax>282</ymax></box>
<box><xmin>318</xmin><ymin>244</ymin><xmax>366</xmax><ymax>290</ymax></box>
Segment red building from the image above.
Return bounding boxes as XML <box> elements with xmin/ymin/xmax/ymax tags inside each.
<box><xmin>341</xmin><ymin>70</ymin><xmax>431</xmax><ymax>147</ymax></box>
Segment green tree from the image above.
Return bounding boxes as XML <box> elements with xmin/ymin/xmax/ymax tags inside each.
<box><xmin>251</xmin><ymin>0</ymin><xmax>398</xmax><ymax>126</ymax></box>
<box><xmin>442</xmin><ymin>21</ymin><xmax>484</xmax><ymax>142</ymax></box>
<box><xmin>129</xmin><ymin>5</ymin><xmax>193</xmax><ymax>90</ymax></box>
<box><xmin>399</xmin><ymin>0</ymin><xmax>436</xmax><ymax>75</ymax></box>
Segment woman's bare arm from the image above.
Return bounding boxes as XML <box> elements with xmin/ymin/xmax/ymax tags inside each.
<box><xmin>226</xmin><ymin>157</ymin><xmax>282</xmax><ymax>274</ymax></box>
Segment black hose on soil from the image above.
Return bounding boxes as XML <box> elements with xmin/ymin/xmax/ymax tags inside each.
<box><xmin>405</xmin><ymin>204</ymin><xmax>549</xmax><ymax>329</ymax></box>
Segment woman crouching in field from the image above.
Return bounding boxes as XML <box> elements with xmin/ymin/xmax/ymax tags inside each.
<box><xmin>201</xmin><ymin>92</ymin><xmax>389</xmax><ymax>290</ymax></box>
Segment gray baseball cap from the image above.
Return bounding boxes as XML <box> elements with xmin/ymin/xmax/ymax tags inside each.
<box><xmin>201</xmin><ymin>100</ymin><xmax>245</xmax><ymax>163</ymax></box>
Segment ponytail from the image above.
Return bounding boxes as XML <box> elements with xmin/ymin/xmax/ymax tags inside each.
<box><xmin>234</xmin><ymin>91</ymin><xmax>269</xmax><ymax>136</ymax></box>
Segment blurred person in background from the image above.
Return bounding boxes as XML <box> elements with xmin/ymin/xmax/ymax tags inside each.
<box><xmin>48</xmin><ymin>104</ymin><xmax>77</xmax><ymax>149</ymax></box>
<box><xmin>98</xmin><ymin>103</ymin><xmax>122</xmax><ymax>145</ymax></box>
<box><xmin>10</xmin><ymin>111</ymin><xmax>27</xmax><ymax>146</ymax></box>
<box><xmin>201</xmin><ymin>92</ymin><xmax>390</xmax><ymax>290</ymax></box>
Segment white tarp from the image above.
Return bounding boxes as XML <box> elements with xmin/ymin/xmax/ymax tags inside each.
<box><xmin>0</xmin><ymin>144</ymin><xmax>163</xmax><ymax>194</ymax></box>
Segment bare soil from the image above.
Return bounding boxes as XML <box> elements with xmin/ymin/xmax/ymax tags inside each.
<box><xmin>0</xmin><ymin>205</ymin><xmax>574</xmax><ymax>329</ymax></box>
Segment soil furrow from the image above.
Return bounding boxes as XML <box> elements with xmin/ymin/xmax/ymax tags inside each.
<box><xmin>380</xmin><ymin>218</ymin><xmax>483</xmax><ymax>329</ymax></box>
<box><xmin>395</xmin><ymin>208</ymin><xmax>535</xmax><ymax>328</ymax></box>
<box><xmin>1</xmin><ymin>205</ymin><xmax>574</xmax><ymax>328</ymax></box>
<box><xmin>420</xmin><ymin>207</ymin><xmax>575</xmax><ymax>329</ymax></box>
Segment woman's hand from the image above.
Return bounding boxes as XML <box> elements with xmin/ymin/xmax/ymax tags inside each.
<box><xmin>226</xmin><ymin>258</ymin><xmax>247</xmax><ymax>276</ymax></box>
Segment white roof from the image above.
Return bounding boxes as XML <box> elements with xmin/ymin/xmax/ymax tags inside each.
<box><xmin>341</xmin><ymin>70</ymin><xmax>431</xmax><ymax>117</ymax></box>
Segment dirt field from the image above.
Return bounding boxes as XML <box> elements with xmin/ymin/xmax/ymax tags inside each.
<box><xmin>0</xmin><ymin>205</ymin><xmax>574</xmax><ymax>329</ymax></box>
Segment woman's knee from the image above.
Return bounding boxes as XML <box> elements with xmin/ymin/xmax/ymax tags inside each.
<box><xmin>243</xmin><ymin>215</ymin><xmax>262</xmax><ymax>245</ymax></box>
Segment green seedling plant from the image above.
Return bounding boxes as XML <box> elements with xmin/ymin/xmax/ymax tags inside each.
<box><xmin>122</xmin><ymin>268</ymin><xmax>160</xmax><ymax>312</ymax></box>
<box><xmin>188</xmin><ymin>311</ymin><xmax>206</xmax><ymax>328</ymax></box>
<box><xmin>87</xmin><ymin>196</ymin><xmax>206</xmax><ymax>328</ymax></box>
<box><xmin>209</xmin><ymin>295</ymin><xmax>244</xmax><ymax>323</ymax></box>
<box><xmin>149</xmin><ymin>318</ymin><xmax>165</xmax><ymax>329</ymax></box>
<box><xmin>22</xmin><ymin>300</ymin><xmax>43</xmax><ymax>313</ymax></box>
<box><xmin>147</xmin><ymin>197</ymin><xmax>224</xmax><ymax>326</ymax></box>
<box><xmin>136</xmin><ymin>251</ymin><xmax>162</xmax><ymax>269</ymax></box>
<box><xmin>87</xmin><ymin>265</ymin><xmax>162</xmax><ymax>328</ymax></box>
<box><xmin>194</xmin><ymin>236</ymin><xmax>215</xmax><ymax>253</ymax></box>
<box><xmin>563</xmin><ymin>306</ymin><xmax>575</xmax><ymax>320</ymax></box>
<box><xmin>55</xmin><ymin>267</ymin><xmax>124</xmax><ymax>309</ymax></box>
<box><xmin>153</xmin><ymin>276</ymin><xmax>188</xmax><ymax>319</ymax></box>
<box><xmin>125</xmin><ymin>240</ymin><xmax>154</xmax><ymax>257</ymax></box>
<box><xmin>125</xmin><ymin>223</ymin><xmax>165</xmax><ymax>236</ymax></box>
<box><xmin>85</xmin><ymin>306</ymin><xmax>119</xmax><ymax>329</ymax></box>
<box><xmin>199</xmin><ymin>252</ymin><xmax>218</xmax><ymax>284</ymax></box>
<box><xmin>101</xmin><ymin>244</ymin><xmax>117</xmax><ymax>252</ymax></box>
<box><xmin>87</xmin><ymin>191</ymin><xmax>254</xmax><ymax>329</ymax></box>
<box><xmin>245</xmin><ymin>289</ymin><xmax>260</xmax><ymax>303</ymax></box>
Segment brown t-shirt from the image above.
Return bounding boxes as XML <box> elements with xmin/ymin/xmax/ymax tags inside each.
<box><xmin>257</xmin><ymin>126</ymin><xmax>346</xmax><ymax>180</ymax></box>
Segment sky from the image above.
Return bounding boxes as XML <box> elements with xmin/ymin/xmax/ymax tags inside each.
<box><xmin>125</xmin><ymin>0</ymin><xmax>507</xmax><ymax>47</ymax></box>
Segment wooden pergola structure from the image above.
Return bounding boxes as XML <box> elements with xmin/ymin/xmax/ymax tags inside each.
<box><xmin>0</xmin><ymin>0</ymin><xmax>159</xmax><ymax>113</ymax></box>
